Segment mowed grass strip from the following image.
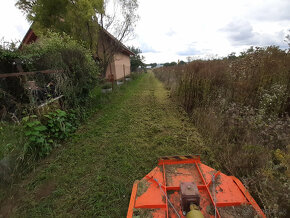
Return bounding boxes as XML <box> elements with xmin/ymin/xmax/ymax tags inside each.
<box><xmin>1</xmin><ymin>73</ymin><xmax>206</xmax><ymax>217</ymax></box>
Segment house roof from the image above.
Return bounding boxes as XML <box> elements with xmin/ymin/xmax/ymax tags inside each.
<box><xmin>20</xmin><ymin>26</ymin><xmax>135</xmax><ymax>56</ymax></box>
<box><xmin>100</xmin><ymin>28</ymin><xmax>135</xmax><ymax>56</ymax></box>
<box><xmin>19</xmin><ymin>27</ymin><xmax>37</xmax><ymax>49</ymax></box>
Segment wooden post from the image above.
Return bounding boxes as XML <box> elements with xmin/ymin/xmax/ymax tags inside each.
<box><xmin>123</xmin><ymin>64</ymin><xmax>126</xmax><ymax>82</ymax></box>
<box><xmin>109</xmin><ymin>63</ymin><xmax>114</xmax><ymax>89</ymax></box>
<box><xmin>16</xmin><ymin>58</ymin><xmax>33</xmax><ymax>105</ymax></box>
<box><xmin>15</xmin><ymin>58</ymin><xmax>26</xmax><ymax>83</ymax></box>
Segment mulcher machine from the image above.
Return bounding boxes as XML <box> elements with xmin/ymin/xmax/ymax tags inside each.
<box><xmin>127</xmin><ymin>155</ymin><xmax>266</xmax><ymax>218</ymax></box>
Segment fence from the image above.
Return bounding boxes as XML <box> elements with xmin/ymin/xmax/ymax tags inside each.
<box><xmin>0</xmin><ymin>69</ymin><xmax>64</xmax><ymax>121</ymax></box>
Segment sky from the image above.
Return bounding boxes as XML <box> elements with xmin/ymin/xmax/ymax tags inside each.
<box><xmin>0</xmin><ymin>0</ymin><xmax>289</xmax><ymax>64</ymax></box>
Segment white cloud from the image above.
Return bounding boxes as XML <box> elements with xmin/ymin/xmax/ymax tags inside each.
<box><xmin>128</xmin><ymin>0</ymin><xmax>290</xmax><ymax>63</ymax></box>
<box><xmin>139</xmin><ymin>41</ymin><xmax>157</xmax><ymax>53</ymax></box>
<box><xmin>0</xmin><ymin>0</ymin><xmax>289</xmax><ymax>63</ymax></box>
<box><xmin>246</xmin><ymin>0</ymin><xmax>290</xmax><ymax>22</ymax></box>
<box><xmin>221</xmin><ymin>20</ymin><xmax>255</xmax><ymax>45</ymax></box>
<box><xmin>0</xmin><ymin>0</ymin><xmax>30</xmax><ymax>42</ymax></box>
<box><xmin>220</xmin><ymin>19</ymin><xmax>288</xmax><ymax>49</ymax></box>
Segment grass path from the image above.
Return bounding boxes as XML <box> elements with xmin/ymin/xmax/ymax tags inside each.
<box><xmin>1</xmin><ymin>73</ymin><xmax>206</xmax><ymax>217</ymax></box>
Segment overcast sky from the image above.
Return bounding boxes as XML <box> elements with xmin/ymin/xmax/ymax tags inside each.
<box><xmin>1</xmin><ymin>0</ymin><xmax>289</xmax><ymax>64</ymax></box>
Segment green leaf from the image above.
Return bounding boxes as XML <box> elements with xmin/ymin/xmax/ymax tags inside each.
<box><xmin>36</xmin><ymin>138</ymin><xmax>45</xmax><ymax>143</ymax></box>
<box><xmin>34</xmin><ymin>126</ymin><xmax>47</xmax><ymax>131</ymax></box>
<box><xmin>44</xmin><ymin>115</ymin><xmax>51</xmax><ymax>119</ymax></box>
<box><xmin>25</xmin><ymin>131</ymin><xmax>33</xmax><ymax>136</ymax></box>
<box><xmin>22</xmin><ymin>116</ymin><xmax>30</xmax><ymax>122</ymax></box>
<box><xmin>29</xmin><ymin>136</ymin><xmax>36</xmax><ymax>142</ymax></box>
<box><xmin>26</xmin><ymin>122</ymin><xmax>34</xmax><ymax>127</ymax></box>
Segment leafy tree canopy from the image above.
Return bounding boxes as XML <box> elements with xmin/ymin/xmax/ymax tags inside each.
<box><xmin>128</xmin><ymin>46</ymin><xmax>145</xmax><ymax>72</ymax></box>
<box><xmin>163</xmin><ymin>62</ymin><xmax>177</xmax><ymax>67</ymax></box>
<box><xmin>16</xmin><ymin>0</ymin><xmax>104</xmax><ymax>52</ymax></box>
<box><xmin>178</xmin><ymin>60</ymin><xmax>186</xmax><ymax>65</ymax></box>
<box><xmin>227</xmin><ymin>52</ymin><xmax>238</xmax><ymax>60</ymax></box>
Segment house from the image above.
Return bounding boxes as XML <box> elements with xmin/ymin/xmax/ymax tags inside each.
<box><xmin>96</xmin><ymin>28</ymin><xmax>134</xmax><ymax>80</ymax></box>
<box><xmin>20</xmin><ymin>27</ymin><xmax>134</xmax><ymax>80</ymax></box>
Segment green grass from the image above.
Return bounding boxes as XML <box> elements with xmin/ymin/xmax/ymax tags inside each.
<box><xmin>0</xmin><ymin>123</ymin><xmax>26</xmax><ymax>160</ymax></box>
<box><xmin>0</xmin><ymin>73</ymin><xmax>206</xmax><ymax>217</ymax></box>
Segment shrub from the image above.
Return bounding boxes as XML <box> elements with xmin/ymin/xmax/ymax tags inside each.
<box><xmin>44</xmin><ymin>109</ymin><xmax>77</xmax><ymax>141</ymax></box>
<box><xmin>131</xmin><ymin>72</ymin><xmax>142</xmax><ymax>80</ymax></box>
<box><xmin>1</xmin><ymin>33</ymin><xmax>102</xmax><ymax>123</ymax></box>
<box><xmin>0</xmin><ymin>40</ymin><xmax>20</xmax><ymax>73</ymax></box>
<box><xmin>177</xmin><ymin>60</ymin><xmax>228</xmax><ymax>112</ymax></box>
<box><xmin>0</xmin><ymin>34</ymin><xmax>99</xmax><ymax>183</ymax></box>
<box><xmin>22</xmin><ymin>109</ymin><xmax>78</xmax><ymax>158</ymax></box>
<box><xmin>154</xmin><ymin>46</ymin><xmax>290</xmax><ymax>217</ymax></box>
<box><xmin>22</xmin><ymin>115</ymin><xmax>52</xmax><ymax>158</ymax></box>
<box><xmin>0</xmin><ymin>41</ymin><xmax>29</xmax><ymax>117</ymax></box>
<box><xmin>20</xmin><ymin>32</ymin><xmax>100</xmax><ymax>109</ymax></box>
<box><xmin>155</xmin><ymin>46</ymin><xmax>290</xmax><ymax>116</ymax></box>
<box><xmin>101</xmin><ymin>82</ymin><xmax>112</xmax><ymax>89</ymax></box>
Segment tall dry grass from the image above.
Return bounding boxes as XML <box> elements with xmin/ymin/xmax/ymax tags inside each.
<box><xmin>154</xmin><ymin>46</ymin><xmax>290</xmax><ymax>217</ymax></box>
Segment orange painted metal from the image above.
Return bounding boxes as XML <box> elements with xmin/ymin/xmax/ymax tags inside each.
<box><xmin>231</xmin><ymin>176</ymin><xmax>266</xmax><ymax>218</ymax></box>
<box><xmin>127</xmin><ymin>155</ymin><xmax>266</xmax><ymax>218</ymax></box>
<box><xmin>194</xmin><ymin>162</ymin><xmax>221</xmax><ymax>218</ymax></box>
<box><xmin>127</xmin><ymin>180</ymin><xmax>138</xmax><ymax>218</ymax></box>
<box><xmin>162</xmin><ymin>163</ymin><xmax>169</xmax><ymax>218</ymax></box>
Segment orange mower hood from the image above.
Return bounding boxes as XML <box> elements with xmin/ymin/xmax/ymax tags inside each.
<box><xmin>127</xmin><ymin>155</ymin><xmax>266</xmax><ymax>218</ymax></box>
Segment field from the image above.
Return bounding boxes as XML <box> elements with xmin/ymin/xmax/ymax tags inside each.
<box><xmin>1</xmin><ymin>73</ymin><xmax>210</xmax><ymax>217</ymax></box>
<box><xmin>1</xmin><ymin>47</ymin><xmax>289</xmax><ymax>218</ymax></box>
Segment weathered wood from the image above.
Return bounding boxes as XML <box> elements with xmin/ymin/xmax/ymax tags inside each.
<box><xmin>0</xmin><ymin>70</ymin><xmax>64</xmax><ymax>78</ymax></box>
<box><xmin>123</xmin><ymin>64</ymin><xmax>125</xmax><ymax>82</ymax></box>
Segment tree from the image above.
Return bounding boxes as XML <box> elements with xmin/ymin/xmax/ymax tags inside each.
<box><xmin>227</xmin><ymin>52</ymin><xmax>237</xmax><ymax>60</ymax></box>
<box><xmin>16</xmin><ymin>0</ymin><xmax>104</xmax><ymax>52</ymax></box>
<box><xmin>163</xmin><ymin>62</ymin><xmax>177</xmax><ymax>67</ymax></box>
<box><xmin>16</xmin><ymin>0</ymin><xmax>139</xmax><ymax>77</ymax></box>
<box><xmin>285</xmin><ymin>29</ymin><xmax>290</xmax><ymax>47</ymax></box>
<box><xmin>178</xmin><ymin>60</ymin><xmax>186</xmax><ymax>65</ymax></box>
<box><xmin>186</xmin><ymin>56</ymin><xmax>192</xmax><ymax>63</ymax></box>
<box><xmin>97</xmin><ymin>0</ymin><xmax>139</xmax><ymax>76</ymax></box>
<box><xmin>128</xmin><ymin>46</ymin><xmax>144</xmax><ymax>72</ymax></box>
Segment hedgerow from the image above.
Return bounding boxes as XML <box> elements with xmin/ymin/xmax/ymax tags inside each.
<box><xmin>154</xmin><ymin>46</ymin><xmax>290</xmax><ymax>217</ymax></box>
<box><xmin>20</xmin><ymin>32</ymin><xmax>100</xmax><ymax>108</ymax></box>
<box><xmin>0</xmin><ymin>32</ymin><xmax>101</xmax><ymax>183</ymax></box>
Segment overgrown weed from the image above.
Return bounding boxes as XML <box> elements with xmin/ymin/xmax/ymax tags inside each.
<box><xmin>154</xmin><ymin>46</ymin><xmax>290</xmax><ymax>217</ymax></box>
